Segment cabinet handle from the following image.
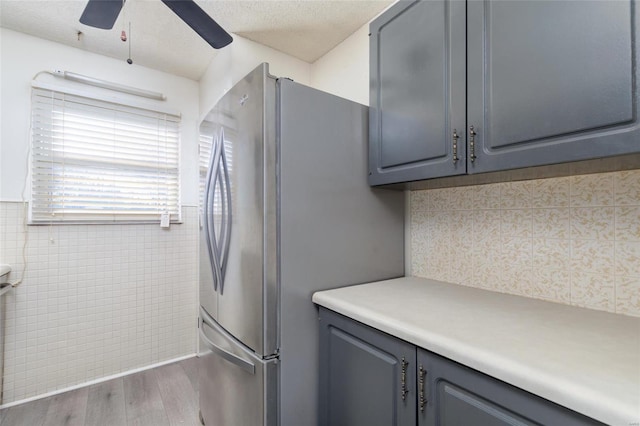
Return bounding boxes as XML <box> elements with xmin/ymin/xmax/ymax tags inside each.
<box><xmin>469</xmin><ymin>125</ymin><xmax>477</xmax><ymax>163</ymax></box>
<box><xmin>452</xmin><ymin>129</ymin><xmax>459</xmax><ymax>163</ymax></box>
<box><xmin>401</xmin><ymin>357</ymin><xmax>409</xmax><ymax>401</ymax></box>
<box><xmin>419</xmin><ymin>364</ymin><xmax>427</xmax><ymax>412</ymax></box>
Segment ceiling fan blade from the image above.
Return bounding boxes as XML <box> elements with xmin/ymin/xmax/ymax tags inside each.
<box><xmin>79</xmin><ymin>0</ymin><xmax>124</xmax><ymax>30</ymax></box>
<box><xmin>161</xmin><ymin>0</ymin><xmax>233</xmax><ymax>49</ymax></box>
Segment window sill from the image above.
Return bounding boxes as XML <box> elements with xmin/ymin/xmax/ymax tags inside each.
<box><xmin>28</xmin><ymin>220</ymin><xmax>184</xmax><ymax>226</ymax></box>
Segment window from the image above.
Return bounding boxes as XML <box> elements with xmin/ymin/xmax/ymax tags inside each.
<box><xmin>30</xmin><ymin>85</ymin><xmax>181</xmax><ymax>223</ymax></box>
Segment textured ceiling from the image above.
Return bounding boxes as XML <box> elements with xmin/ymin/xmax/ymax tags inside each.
<box><xmin>0</xmin><ymin>0</ymin><xmax>393</xmax><ymax>80</ymax></box>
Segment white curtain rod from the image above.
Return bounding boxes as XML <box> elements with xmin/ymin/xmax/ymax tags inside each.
<box><xmin>41</xmin><ymin>70</ymin><xmax>166</xmax><ymax>101</ymax></box>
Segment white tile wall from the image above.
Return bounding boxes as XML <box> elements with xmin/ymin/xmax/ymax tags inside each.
<box><xmin>411</xmin><ymin>170</ymin><xmax>640</xmax><ymax>318</ymax></box>
<box><xmin>0</xmin><ymin>202</ymin><xmax>198</xmax><ymax>404</ymax></box>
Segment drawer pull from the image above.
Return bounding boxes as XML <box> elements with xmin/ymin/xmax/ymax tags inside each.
<box><xmin>469</xmin><ymin>125</ymin><xmax>477</xmax><ymax>163</ymax></box>
<box><xmin>452</xmin><ymin>129</ymin><xmax>459</xmax><ymax>163</ymax></box>
<box><xmin>401</xmin><ymin>357</ymin><xmax>409</xmax><ymax>401</ymax></box>
<box><xmin>419</xmin><ymin>364</ymin><xmax>427</xmax><ymax>412</ymax></box>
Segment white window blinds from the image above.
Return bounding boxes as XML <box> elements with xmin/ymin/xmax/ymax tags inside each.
<box><xmin>30</xmin><ymin>86</ymin><xmax>181</xmax><ymax>223</ymax></box>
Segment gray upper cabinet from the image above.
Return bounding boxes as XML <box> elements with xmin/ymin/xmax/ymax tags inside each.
<box><xmin>369</xmin><ymin>0</ymin><xmax>466</xmax><ymax>185</ymax></box>
<box><xmin>468</xmin><ymin>0</ymin><xmax>639</xmax><ymax>174</ymax></box>
<box><xmin>370</xmin><ymin>0</ymin><xmax>640</xmax><ymax>185</ymax></box>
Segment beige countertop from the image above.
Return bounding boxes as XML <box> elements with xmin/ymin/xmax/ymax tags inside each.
<box><xmin>312</xmin><ymin>277</ymin><xmax>640</xmax><ymax>426</ymax></box>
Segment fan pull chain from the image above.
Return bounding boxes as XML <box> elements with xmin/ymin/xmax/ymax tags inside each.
<box><xmin>127</xmin><ymin>22</ymin><xmax>133</xmax><ymax>64</ymax></box>
<box><xmin>119</xmin><ymin>0</ymin><xmax>132</xmax><ymax>64</ymax></box>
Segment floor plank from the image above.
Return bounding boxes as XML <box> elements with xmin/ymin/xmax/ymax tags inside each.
<box><xmin>0</xmin><ymin>360</ymin><xmax>200</xmax><ymax>426</ymax></box>
<box><xmin>0</xmin><ymin>396</ymin><xmax>51</xmax><ymax>426</ymax></box>
<box><xmin>123</xmin><ymin>369</ymin><xmax>169</xmax><ymax>426</ymax></box>
<box><xmin>178</xmin><ymin>356</ymin><xmax>199</xmax><ymax>393</ymax></box>
<box><xmin>85</xmin><ymin>378</ymin><xmax>127</xmax><ymax>426</ymax></box>
<box><xmin>42</xmin><ymin>387</ymin><xmax>89</xmax><ymax>426</ymax></box>
<box><xmin>154</xmin><ymin>363</ymin><xmax>199</xmax><ymax>426</ymax></box>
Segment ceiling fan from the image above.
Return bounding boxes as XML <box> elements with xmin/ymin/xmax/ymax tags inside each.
<box><xmin>79</xmin><ymin>0</ymin><xmax>233</xmax><ymax>49</ymax></box>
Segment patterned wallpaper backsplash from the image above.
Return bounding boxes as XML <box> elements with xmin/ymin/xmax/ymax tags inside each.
<box><xmin>410</xmin><ymin>169</ymin><xmax>640</xmax><ymax>317</ymax></box>
<box><xmin>0</xmin><ymin>202</ymin><xmax>198</xmax><ymax>404</ymax></box>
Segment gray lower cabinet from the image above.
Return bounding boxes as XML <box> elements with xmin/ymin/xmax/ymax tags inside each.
<box><xmin>417</xmin><ymin>350</ymin><xmax>603</xmax><ymax>426</ymax></box>
<box><xmin>318</xmin><ymin>307</ymin><xmax>603</xmax><ymax>426</ymax></box>
<box><xmin>318</xmin><ymin>307</ymin><xmax>416</xmax><ymax>426</ymax></box>
<box><xmin>369</xmin><ymin>0</ymin><xmax>640</xmax><ymax>185</ymax></box>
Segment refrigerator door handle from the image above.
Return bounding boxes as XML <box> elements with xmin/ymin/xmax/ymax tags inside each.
<box><xmin>200</xmin><ymin>319</ymin><xmax>256</xmax><ymax>375</ymax></box>
<box><xmin>203</xmin><ymin>130</ymin><xmax>224</xmax><ymax>292</ymax></box>
<box><xmin>199</xmin><ymin>328</ymin><xmax>255</xmax><ymax>375</ymax></box>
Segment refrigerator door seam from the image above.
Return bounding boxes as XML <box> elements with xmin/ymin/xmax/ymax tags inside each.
<box><xmin>219</xmin><ymin>131</ymin><xmax>232</xmax><ymax>292</ymax></box>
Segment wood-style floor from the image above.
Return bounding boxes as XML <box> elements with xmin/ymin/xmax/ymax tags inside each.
<box><xmin>0</xmin><ymin>357</ymin><xmax>200</xmax><ymax>426</ymax></box>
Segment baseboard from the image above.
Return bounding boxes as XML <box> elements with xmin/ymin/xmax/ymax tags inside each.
<box><xmin>0</xmin><ymin>353</ymin><xmax>197</xmax><ymax>410</ymax></box>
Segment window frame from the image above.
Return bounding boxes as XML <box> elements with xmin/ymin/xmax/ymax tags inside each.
<box><xmin>29</xmin><ymin>81</ymin><xmax>182</xmax><ymax>225</ymax></box>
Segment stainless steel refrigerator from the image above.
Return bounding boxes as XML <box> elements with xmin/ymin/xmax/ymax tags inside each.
<box><xmin>198</xmin><ymin>63</ymin><xmax>404</xmax><ymax>426</ymax></box>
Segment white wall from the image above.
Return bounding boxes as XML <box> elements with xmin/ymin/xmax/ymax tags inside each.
<box><xmin>0</xmin><ymin>28</ymin><xmax>200</xmax><ymax>206</ymax></box>
<box><xmin>0</xmin><ymin>29</ymin><xmax>199</xmax><ymax>405</ymax></box>
<box><xmin>199</xmin><ymin>24</ymin><xmax>373</xmax><ymax>115</ymax></box>
<box><xmin>199</xmin><ymin>34</ymin><xmax>311</xmax><ymax>118</ymax></box>
<box><xmin>308</xmin><ymin>0</ymin><xmax>399</xmax><ymax>105</ymax></box>
<box><xmin>310</xmin><ymin>24</ymin><xmax>370</xmax><ymax>105</ymax></box>
<box><xmin>0</xmin><ymin>202</ymin><xmax>198</xmax><ymax>404</ymax></box>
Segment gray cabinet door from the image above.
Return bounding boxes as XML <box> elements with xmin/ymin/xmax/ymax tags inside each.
<box><xmin>417</xmin><ymin>349</ymin><xmax>603</xmax><ymax>426</ymax></box>
<box><xmin>467</xmin><ymin>0</ymin><xmax>640</xmax><ymax>174</ymax></box>
<box><xmin>369</xmin><ymin>0</ymin><xmax>466</xmax><ymax>185</ymax></box>
<box><xmin>318</xmin><ymin>308</ymin><xmax>416</xmax><ymax>426</ymax></box>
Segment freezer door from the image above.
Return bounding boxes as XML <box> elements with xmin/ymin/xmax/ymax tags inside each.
<box><xmin>198</xmin><ymin>63</ymin><xmax>278</xmax><ymax>356</ymax></box>
<box><xmin>199</xmin><ymin>308</ymin><xmax>278</xmax><ymax>426</ymax></box>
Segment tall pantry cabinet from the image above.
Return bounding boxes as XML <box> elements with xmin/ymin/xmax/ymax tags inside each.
<box><xmin>369</xmin><ymin>0</ymin><xmax>640</xmax><ymax>185</ymax></box>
